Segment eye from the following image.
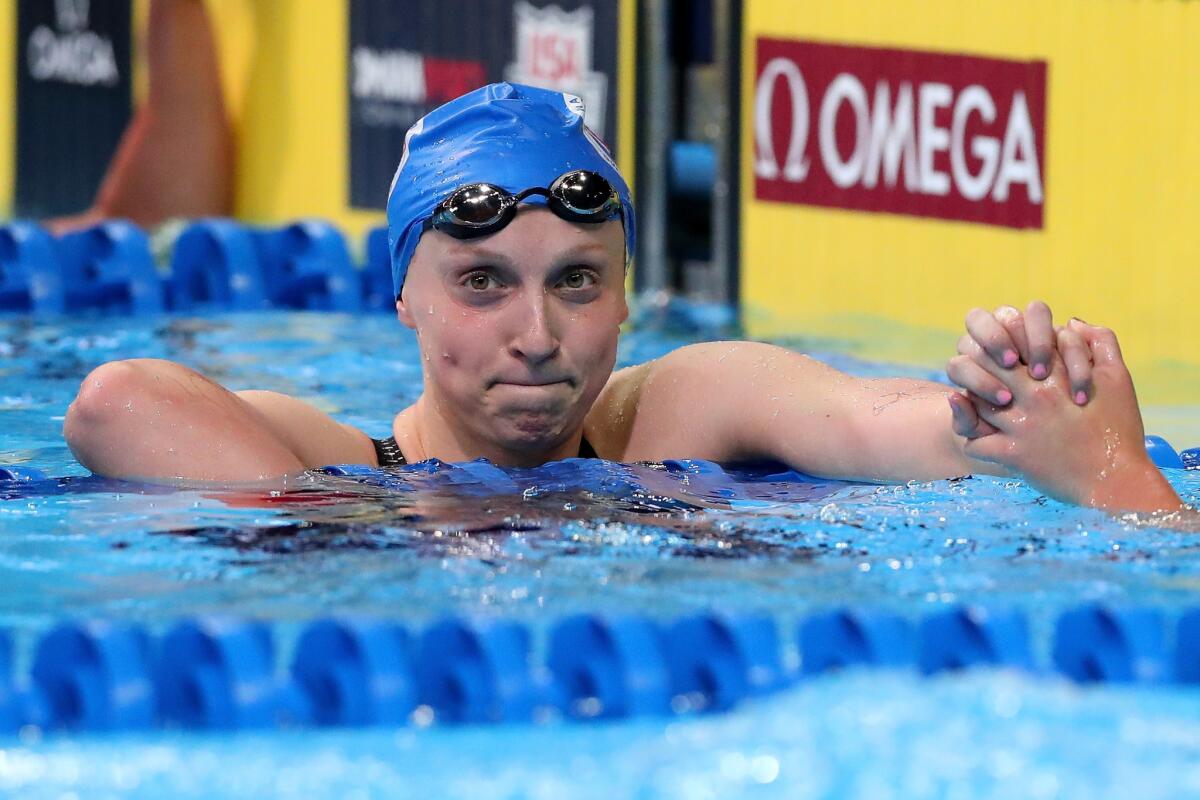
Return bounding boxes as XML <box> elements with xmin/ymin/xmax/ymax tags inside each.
<box><xmin>463</xmin><ymin>271</ymin><xmax>501</xmax><ymax>291</ymax></box>
<box><xmin>558</xmin><ymin>268</ymin><xmax>598</xmax><ymax>290</ymax></box>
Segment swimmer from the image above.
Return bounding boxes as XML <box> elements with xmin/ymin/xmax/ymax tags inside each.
<box><xmin>63</xmin><ymin>83</ymin><xmax>1192</xmax><ymax>522</ymax></box>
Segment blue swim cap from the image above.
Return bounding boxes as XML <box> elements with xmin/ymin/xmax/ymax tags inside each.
<box><xmin>386</xmin><ymin>82</ymin><xmax>636</xmax><ymax>298</ymax></box>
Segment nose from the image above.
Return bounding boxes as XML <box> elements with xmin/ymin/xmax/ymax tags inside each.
<box><xmin>507</xmin><ymin>288</ymin><xmax>561</xmax><ymax>364</ymax></box>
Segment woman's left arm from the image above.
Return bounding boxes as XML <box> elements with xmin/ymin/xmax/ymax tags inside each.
<box><xmin>624</xmin><ymin>340</ymin><xmax>1000</xmax><ymax>482</ymax></box>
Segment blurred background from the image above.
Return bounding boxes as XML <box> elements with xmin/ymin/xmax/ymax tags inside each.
<box><xmin>0</xmin><ymin>0</ymin><xmax>1196</xmax><ymax>422</ymax></box>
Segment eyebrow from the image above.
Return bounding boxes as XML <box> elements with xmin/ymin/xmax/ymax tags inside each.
<box><xmin>442</xmin><ymin>241</ymin><xmax>613</xmax><ymax>265</ymax></box>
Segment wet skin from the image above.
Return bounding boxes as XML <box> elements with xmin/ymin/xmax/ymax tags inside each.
<box><xmin>63</xmin><ymin>206</ymin><xmax>1190</xmax><ymax>519</ymax></box>
<box><xmin>390</xmin><ymin>206</ymin><xmax>628</xmax><ymax>467</ymax></box>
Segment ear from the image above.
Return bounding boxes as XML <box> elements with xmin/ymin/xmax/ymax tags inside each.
<box><xmin>395</xmin><ymin>292</ymin><xmax>417</xmax><ymax>329</ymax></box>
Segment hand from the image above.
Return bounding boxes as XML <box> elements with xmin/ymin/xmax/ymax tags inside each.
<box><xmin>955</xmin><ymin>302</ymin><xmax>1094</xmax><ymax>407</ymax></box>
<box><xmin>947</xmin><ymin>322</ymin><xmax>1183</xmax><ymax>512</ymax></box>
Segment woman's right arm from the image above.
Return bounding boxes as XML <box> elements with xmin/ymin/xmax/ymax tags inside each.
<box><xmin>64</xmin><ymin>359</ymin><xmax>375</xmax><ymax>482</ymax></box>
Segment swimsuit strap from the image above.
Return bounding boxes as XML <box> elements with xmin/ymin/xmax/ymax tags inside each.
<box><xmin>371</xmin><ymin>436</ymin><xmax>408</xmax><ymax>468</ymax></box>
<box><xmin>370</xmin><ymin>434</ymin><xmax>598</xmax><ymax>467</ymax></box>
<box><xmin>578</xmin><ymin>435</ymin><xmax>598</xmax><ymax>459</ymax></box>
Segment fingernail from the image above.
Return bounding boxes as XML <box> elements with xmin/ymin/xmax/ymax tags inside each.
<box><xmin>1075</xmin><ymin>390</ymin><xmax>1087</xmax><ymax>405</ymax></box>
<box><xmin>1032</xmin><ymin>363</ymin><xmax>1048</xmax><ymax>379</ymax></box>
<box><xmin>997</xmin><ymin>389</ymin><xmax>1012</xmax><ymax>405</ymax></box>
<box><xmin>1002</xmin><ymin>349</ymin><xmax>1018</xmax><ymax>367</ymax></box>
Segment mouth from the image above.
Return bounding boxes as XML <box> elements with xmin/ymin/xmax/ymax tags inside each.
<box><xmin>491</xmin><ymin>378</ymin><xmax>574</xmax><ymax>389</ymax></box>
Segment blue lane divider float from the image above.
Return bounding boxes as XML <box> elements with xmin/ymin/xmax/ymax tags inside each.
<box><xmin>253</xmin><ymin>221</ymin><xmax>360</xmax><ymax>312</ymax></box>
<box><xmin>1052</xmin><ymin>605</ymin><xmax>1168</xmax><ymax>684</ymax></box>
<box><xmin>416</xmin><ymin>618</ymin><xmax>539</xmax><ymax>724</ymax></box>
<box><xmin>57</xmin><ymin>221</ymin><xmax>164</xmax><ymax>315</ymax></box>
<box><xmin>1174</xmin><ymin>610</ymin><xmax>1200</xmax><ymax>683</ymax></box>
<box><xmin>156</xmin><ymin>618</ymin><xmax>306</xmax><ymax>729</ymax></box>
<box><xmin>665</xmin><ymin>613</ymin><xmax>786</xmax><ymax>711</ymax></box>
<box><xmin>917</xmin><ymin>606</ymin><xmax>1033</xmax><ymax>674</ymax></box>
<box><xmin>1145</xmin><ymin>435</ymin><xmax>1185</xmax><ymax>470</ymax></box>
<box><xmin>4</xmin><ymin>604</ymin><xmax>1200</xmax><ymax>737</ymax></box>
<box><xmin>292</xmin><ymin>618</ymin><xmax>416</xmax><ymax>726</ymax></box>
<box><xmin>547</xmin><ymin>614</ymin><xmax>672</xmax><ymax>719</ymax></box>
<box><xmin>799</xmin><ymin>609</ymin><xmax>914</xmax><ymax>674</ymax></box>
<box><xmin>30</xmin><ymin>620</ymin><xmax>155</xmax><ymax>731</ymax></box>
<box><xmin>0</xmin><ymin>221</ymin><xmax>65</xmax><ymax>314</ymax></box>
<box><xmin>363</xmin><ymin>225</ymin><xmax>395</xmax><ymax>312</ymax></box>
<box><xmin>0</xmin><ymin>466</ymin><xmax>47</xmax><ymax>482</ymax></box>
<box><xmin>169</xmin><ymin>218</ymin><xmax>269</xmax><ymax>312</ymax></box>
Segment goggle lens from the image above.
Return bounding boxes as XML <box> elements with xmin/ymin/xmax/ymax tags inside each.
<box><xmin>550</xmin><ymin>170</ymin><xmax>619</xmax><ymax>216</ymax></box>
<box><xmin>441</xmin><ymin>185</ymin><xmax>511</xmax><ymax>227</ymax></box>
<box><xmin>425</xmin><ymin>170</ymin><xmax>620</xmax><ymax>240</ymax></box>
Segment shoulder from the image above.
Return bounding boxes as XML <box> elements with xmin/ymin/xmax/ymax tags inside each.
<box><xmin>584</xmin><ymin>341</ymin><xmax>824</xmax><ymax>461</ymax></box>
<box><xmin>625</xmin><ymin>340</ymin><xmax>828</xmax><ymax>392</ymax></box>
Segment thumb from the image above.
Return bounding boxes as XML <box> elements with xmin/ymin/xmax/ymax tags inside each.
<box><xmin>949</xmin><ymin>392</ymin><xmax>997</xmax><ymax>439</ymax></box>
<box><xmin>962</xmin><ymin>433</ymin><xmax>1013</xmax><ymax>466</ymax></box>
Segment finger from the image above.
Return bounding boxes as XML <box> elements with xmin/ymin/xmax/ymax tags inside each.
<box><xmin>1056</xmin><ymin>327</ymin><xmax>1092</xmax><ymax>405</ymax></box>
<box><xmin>966</xmin><ymin>391</ymin><xmax>1012</xmax><ymax>430</ymax></box>
<box><xmin>1068</xmin><ymin>318</ymin><xmax>1125</xmax><ymax>366</ymax></box>
<box><xmin>956</xmin><ymin>335</ymin><xmax>1023</xmax><ymax>395</ymax></box>
<box><xmin>948</xmin><ymin>392</ymin><xmax>998</xmax><ymax>439</ymax></box>
<box><xmin>965</xmin><ymin>308</ymin><xmax>1020</xmax><ymax>368</ymax></box>
<box><xmin>994</xmin><ymin>305</ymin><xmax>1030</xmax><ymax>365</ymax></box>
<box><xmin>962</xmin><ymin>432</ymin><xmax>1015</xmax><ymax>467</ymax></box>
<box><xmin>946</xmin><ymin>355</ymin><xmax>1013</xmax><ymax>406</ymax></box>
<box><xmin>1024</xmin><ymin>300</ymin><xmax>1055</xmax><ymax>379</ymax></box>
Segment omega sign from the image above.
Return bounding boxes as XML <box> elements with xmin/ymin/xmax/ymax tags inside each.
<box><xmin>754</xmin><ymin>39</ymin><xmax>1048</xmax><ymax>229</ymax></box>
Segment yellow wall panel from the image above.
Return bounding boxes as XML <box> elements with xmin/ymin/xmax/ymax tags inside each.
<box><xmin>741</xmin><ymin>0</ymin><xmax>1200</xmax><ymax>405</ymax></box>
<box><xmin>221</xmin><ymin>1</ymin><xmax>379</xmax><ymax>242</ymax></box>
<box><xmin>0</xmin><ymin>0</ymin><xmax>15</xmax><ymax>216</ymax></box>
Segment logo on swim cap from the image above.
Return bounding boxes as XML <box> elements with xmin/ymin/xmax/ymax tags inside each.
<box><xmin>563</xmin><ymin>93</ymin><xmax>585</xmax><ymax>118</ymax></box>
<box><xmin>388</xmin><ymin>117</ymin><xmax>425</xmax><ymax>197</ymax></box>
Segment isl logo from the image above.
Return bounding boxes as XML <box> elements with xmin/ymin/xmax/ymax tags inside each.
<box><xmin>506</xmin><ymin>1</ymin><xmax>609</xmax><ymax>134</ymax></box>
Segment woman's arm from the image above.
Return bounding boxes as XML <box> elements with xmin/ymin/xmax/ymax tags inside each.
<box><xmin>617</xmin><ymin>340</ymin><xmax>1001</xmax><ymax>482</ymax></box>
<box><xmin>64</xmin><ymin>359</ymin><xmax>374</xmax><ymax>482</ymax></box>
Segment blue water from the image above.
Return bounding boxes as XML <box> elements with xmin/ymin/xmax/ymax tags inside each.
<box><xmin>1</xmin><ymin>308</ymin><xmax>1199</xmax><ymax>799</ymax></box>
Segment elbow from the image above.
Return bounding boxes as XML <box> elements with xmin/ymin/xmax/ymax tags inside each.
<box><xmin>64</xmin><ymin>360</ymin><xmax>160</xmax><ymax>462</ymax></box>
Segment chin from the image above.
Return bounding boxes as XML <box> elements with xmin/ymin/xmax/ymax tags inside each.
<box><xmin>490</xmin><ymin>406</ymin><xmax>580</xmax><ymax>450</ymax></box>
<box><xmin>500</xmin><ymin>414</ymin><xmax>571</xmax><ymax>445</ymax></box>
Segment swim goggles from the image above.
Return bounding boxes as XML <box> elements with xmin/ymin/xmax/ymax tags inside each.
<box><xmin>421</xmin><ymin>170</ymin><xmax>623</xmax><ymax>240</ymax></box>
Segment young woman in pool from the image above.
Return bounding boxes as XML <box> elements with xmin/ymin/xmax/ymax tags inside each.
<box><xmin>63</xmin><ymin>83</ymin><xmax>1189</xmax><ymax>518</ymax></box>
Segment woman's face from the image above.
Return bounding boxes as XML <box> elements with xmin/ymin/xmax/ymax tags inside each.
<box><xmin>397</xmin><ymin>207</ymin><xmax>628</xmax><ymax>455</ymax></box>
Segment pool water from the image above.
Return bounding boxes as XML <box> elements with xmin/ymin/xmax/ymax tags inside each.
<box><xmin>1</xmin><ymin>308</ymin><xmax>1199</xmax><ymax>799</ymax></box>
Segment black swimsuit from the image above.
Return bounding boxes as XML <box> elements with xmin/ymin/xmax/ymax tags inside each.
<box><xmin>370</xmin><ymin>435</ymin><xmax>598</xmax><ymax>467</ymax></box>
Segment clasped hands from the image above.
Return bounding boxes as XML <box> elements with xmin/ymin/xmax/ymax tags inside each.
<box><xmin>943</xmin><ymin>301</ymin><xmax>1176</xmax><ymax>512</ymax></box>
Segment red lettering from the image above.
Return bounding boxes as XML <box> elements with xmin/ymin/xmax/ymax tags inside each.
<box><xmin>423</xmin><ymin>58</ymin><xmax>486</xmax><ymax>103</ymax></box>
<box><xmin>754</xmin><ymin>39</ymin><xmax>1047</xmax><ymax>230</ymax></box>
<box><xmin>528</xmin><ymin>33</ymin><xmax>579</xmax><ymax>83</ymax></box>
